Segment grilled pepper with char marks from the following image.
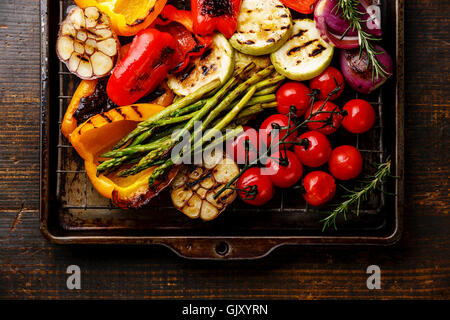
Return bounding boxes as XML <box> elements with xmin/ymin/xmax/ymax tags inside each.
<box><xmin>69</xmin><ymin>103</ymin><xmax>179</xmax><ymax>209</ymax></box>
<box><xmin>106</xmin><ymin>28</ymin><xmax>177</xmax><ymax>106</ymax></box>
<box><xmin>191</xmin><ymin>0</ymin><xmax>242</xmax><ymax>38</ymax></box>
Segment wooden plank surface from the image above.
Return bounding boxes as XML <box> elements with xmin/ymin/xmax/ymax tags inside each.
<box><xmin>0</xmin><ymin>0</ymin><xmax>449</xmax><ymax>299</ymax></box>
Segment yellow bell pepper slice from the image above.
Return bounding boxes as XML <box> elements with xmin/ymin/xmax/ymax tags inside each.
<box><xmin>70</xmin><ymin>103</ymin><xmax>177</xmax><ymax>208</ymax></box>
<box><xmin>74</xmin><ymin>0</ymin><xmax>168</xmax><ymax>36</ymax></box>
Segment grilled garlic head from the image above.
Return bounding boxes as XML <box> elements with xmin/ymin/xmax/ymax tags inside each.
<box><xmin>170</xmin><ymin>154</ymin><xmax>239</xmax><ymax>221</ymax></box>
<box><xmin>56</xmin><ymin>6</ymin><xmax>120</xmax><ymax>80</ymax></box>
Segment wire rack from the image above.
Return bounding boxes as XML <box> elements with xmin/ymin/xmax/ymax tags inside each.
<box><xmin>54</xmin><ymin>0</ymin><xmax>387</xmax><ymax>231</ymax></box>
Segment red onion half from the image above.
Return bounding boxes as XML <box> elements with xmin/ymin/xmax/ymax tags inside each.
<box><xmin>314</xmin><ymin>0</ymin><xmax>382</xmax><ymax>49</ymax></box>
<box><xmin>340</xmin><ymin>45</ymin><xmax>393</xmax><ymax>94</ymax></box>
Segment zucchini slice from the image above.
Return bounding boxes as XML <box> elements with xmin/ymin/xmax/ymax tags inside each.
<box><xmin>230</xmin><ymin>0</ymin><xmax>292</xmax><ymax>56</ymax></box>
<box><xmin>270</xmin><ymin>19</ymin><xmax>334</xmax><ymax>81</ymax></box>
<box><xmin>167</xmin><ymin>33</ymin><xmax>234</xmax><ymax>96</ymax></box>
<box><xmin>234</xmin><ymin>51</ymin><xmax>271</xmax><ymax>72</ymax></box>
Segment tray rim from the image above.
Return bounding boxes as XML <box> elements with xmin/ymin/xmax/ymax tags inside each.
<box><xmin>39</xmin><ymin>0</ymin><xmax>404</xmax><ymax>260</ymax></box>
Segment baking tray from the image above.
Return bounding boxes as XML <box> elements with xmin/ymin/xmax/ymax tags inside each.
<box><xmin>40</xmin><ymin>0</ymin><xmax>404</xmax><ymax>259</ymax></box>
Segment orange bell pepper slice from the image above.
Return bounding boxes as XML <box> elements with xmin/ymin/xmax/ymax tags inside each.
<box><xmin>74</xmin><ymin>0</ymin><xmax>168</xmax><ymax>36</ymax></box>
<box><xmin>70</xmin><ymin>103</ymin><xmax>177</xmax><ymax>208</ymax></box>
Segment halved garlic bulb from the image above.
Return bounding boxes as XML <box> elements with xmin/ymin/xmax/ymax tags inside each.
<box><xmin>56</xmin><ymin>6</ymin><xmax>119</xmax><ymax>80</ymax></box>
<box><xmin>170</xmin><ymin>152</ymin><xmax>239</xmax><ymax>221</ymax></box>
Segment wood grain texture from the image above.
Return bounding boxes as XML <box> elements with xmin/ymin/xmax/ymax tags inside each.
<box><xmin>0</xmin><ymin>0</ymin><xmax>449</xmax><ymax>299</ymax></box>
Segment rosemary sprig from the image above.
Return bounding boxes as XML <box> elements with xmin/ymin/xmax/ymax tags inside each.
<box><xmin>335</xmin><ymin>0</ymin><xmax>389</xmax><ymax>81</ymax></box>
<box><xmin>321</xmin><ymin>159</ymin><xmax>392</xmax><ymax>231</ymax></box>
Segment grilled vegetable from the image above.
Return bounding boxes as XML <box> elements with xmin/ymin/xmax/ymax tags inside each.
<box><xmin>155</xmin><ymin>5</ymin><xmax>213</xmax><ymax>74</ymax></box>
<box><xmin>61</xmin><ymin>79</ymin><xmax>98</xmax><ymax>138</ymax></box>
<box><xmin>69</xmin><ymin>103</ymin><xmax>173</xmax><ymax>209</ymax></box>
<box><xmin>107</xmin><ymin>28</ymin><xmax>177</xmax><ymax>106</ymax></box>
<box><xmin>75</xmin><ymin>0</ymin><xmax>167</xmax><ymax>37</ymax></box>
<box><xmin>270</xmin><ymin>19</ymin><xmax>334</xmax><ymax>81</ymax></box>
<box><xmin>167</xmin><ymin>33</ymin><xmax>234</xmax><ymax>96</ymax></box>
<box><xmin>170</xmin><ymin>153</ymin><xmax>239</xmax><ymax>221</ymax></box>
<box><xmin>234</xmin><ymin>51</ymin><xmax>271</xmax><ymax>72</ymax></box>
<box><xmin>230</xmin><ymin>0</ymin><xmax>292</xmax><ymax>56</ymax></box>
<box><xmin>191</xmin><ymin>0</ymin><xmax>242</xmax><ymax>38</ymax></box>
<box><xmin>56</xmin><ymin>6</ymin><xmax>120</xmax><ymax>80</ymax></box>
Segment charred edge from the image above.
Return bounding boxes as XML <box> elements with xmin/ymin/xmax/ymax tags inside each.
<box><xmin>287</xmin><ymin>40</ymin><xmax>317</xmax><ymax>56</ymax></box>
<box><xmin>275</xmin><ymin>5</ymin><xmax>284</xmax><ymax>8</ymax></box>
<box><xmin>281</xmin><ymin>25</ymin><xmax>289</xmax><ymax>30</ymax></box>
<box><xmin>200</xmin><ymin>0</ymin><xmax>234</xmax><ymax>17</ymax></box>
<box><xmin>245</xmin><ymin>40</ymin><xmax>255</xmax><ymax>45</ymax></box>
<box><xmin>131</xmin><ymin>105</ymin><xmax>143</xmax><ymax>118</ymax></box>
<box><xmin>79</xmin><ymin>55</ymin><xmax>89</xmax><ymax>62</ymax></box>
<box><xmin>267</xmin><ymin>38</ymin><xmax>275</xmax><ymax>43</ymax></box>
<box><xmin>179</xmin><ymin>64</ymin><xmax>196</xmax><ymax>82</ymax></box>
<box><xmin>281</xmin><ymin>14</ymin><xmax>288</xmax><ymax>18</ymax></box>
<box><xmin>309</xmin><ymin>44</ymin><xmax>326</xmax><ymax>57</ymax></box>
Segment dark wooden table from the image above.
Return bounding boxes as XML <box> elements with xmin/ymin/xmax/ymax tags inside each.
<box><xmin>0</xmin><ymin>0</ymin><xmax>448</xmax><ymax>299</ymax></box>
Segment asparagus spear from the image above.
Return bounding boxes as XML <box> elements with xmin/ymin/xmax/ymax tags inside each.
<box><xmin>113</xmin><ymin>79</ymin><xmax>221</xmax><ymax>150</ymax></box>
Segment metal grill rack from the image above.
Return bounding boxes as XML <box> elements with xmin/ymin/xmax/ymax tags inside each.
<box><xmin>54</xmin><ymin>0</ymin><xmax>387</xmax><ymax>231</ymax></box>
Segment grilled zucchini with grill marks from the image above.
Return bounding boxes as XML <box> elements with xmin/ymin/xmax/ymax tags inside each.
<box><xmin>271</xmin><ymin>19</ymin><xmax>334</xmax><ymax>81</ymax></box>
<box><xmin>167</xmin><ymin>33</ymin><xmax>234</xmax><ymax>96</ymax></box>
<box><xmin>230</xmin><ymin>0</ymin><xmax>292</xmax><ymax>56</ymax></box>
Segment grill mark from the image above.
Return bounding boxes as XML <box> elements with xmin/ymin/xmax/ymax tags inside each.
<box><xmin>245</xmin><ymin>40</ymin><xmax>255</xmax><ymax>45</ymax></box>
<box><xmin>267</xmin><ymin>38</ymin><xmax>275</xmax><ymax>43</ymax></box>
<box><xmin>128</xmin><ymin>18</ymin><xmax>144</xmax><ymax>27</ymax></box>
<box><xmin>287</xmin><ymin>40</ymin><xmax>318</xmax><ymax>56</ymax></box>
<box><xmin>293</xmin><ymin>29</ymin><xmax>307</xmax><ymax>38</ymax></box>
<box><xmin>281</xmin><ymin>14</ymin><xmax>288</xmax><ymax>18</ymax></box>
<box><xmin>200</xmin><ymin>48</ymin><xmax>213</xmax><ymax>60</ymax></box>
<box><xmin>131</xmin><ymin>105</ymin><xmax>142</xmax><ymax>118</ymax></box>
<box><xmin>114</xmin><ymin>108</ymin><xmax>127</xmax><ymax>119</ymax></box>
<box><xmin>309</xmin><ymin>44</ymin><xmax>327</xmax><ymax>57</ymax></box>
<box><xmin>179</xmin><ymin>64</ymin><xmax>196</xmax><ymax>82</ymax></box>
<box><xmin>100</xmin><ymin>113</ymin><xmax>112</xmax><ymax>123</ymax></box>
<box><xmin>153</xmin><ymin>46</ymin><xmax>175</xmax><ymax>69</ymax></box>
<box><xmin>202</xmin><ymin>64</ymin><xmax>214</xmax><ymax>76</ymax></box>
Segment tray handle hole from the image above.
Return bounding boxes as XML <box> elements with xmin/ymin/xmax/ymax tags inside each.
<box><xmin>215</xmin><ymin>241</ymin><xmax>229</xmax><ymax>256</ymax></box>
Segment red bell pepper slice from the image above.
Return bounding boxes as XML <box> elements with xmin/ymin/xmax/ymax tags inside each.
<box><xmin>280</xmin><ymin>0</ymin><xmax>319</xmax><ymax>14</ymax></box>
<box><xmin>154</xmin><ymin>5</ymin><xmax>212</xmax><ymax>74</ymax></box>
<box><xmin>107</xmin><ymin>28</ymin><xmax>177</xmax><ymax>106</ymax></box>
<box><xmin>191</xmin><ymin>0</ymin><xmax>242</xmax><ymax>38</ymax></box>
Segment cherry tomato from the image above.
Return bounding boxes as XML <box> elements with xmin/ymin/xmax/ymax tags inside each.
<box><xmin>305</xmin><ymin>101</ymin><xmax>343</xmax><ymax>135</ymax></box>
<box><xmin>226</xmin><ymin>126</ymin><xmax>262</xmax><ymax>165</ymax></box>
<box><xmin>294</xmin><ymin>131</ymin><xmax>331</xmax><ymax>168</ymax></box>
<box><xmin>302</xmin><ymin>171</ymin><xmax>336</xmax><ymax>206</ymax></box>
<box><xmin>341</xmin><ymin>99</ymin><xmax>376</xmax><ymax>134</ymax></box>
<box><xmin>237</xmin><ymin>167</ymin><xmax>275</xmax><ymax>206</ymax></box>
<box><xmin>309</xmin><ymin>66</ymin><xmax>345</xmax><ymax>101</ymax></box>
<box><xmin>276</xmin><ymin>82</ymin><xmax>311</xmax><ymax>117</ymax></box>
<box><xmin>328</xmin><ymin>145</ymin><xmax>363</xmax><ymax>180</ymax></box>
<box><xmin>263</xmin><ymin>150</ymin><xmax>303</xmax><ymax>188</ymax></box>
<box><xmin>260</xmin><ymin>114</ymin><xmax>298</xmax><ymax>149</ymax></box>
